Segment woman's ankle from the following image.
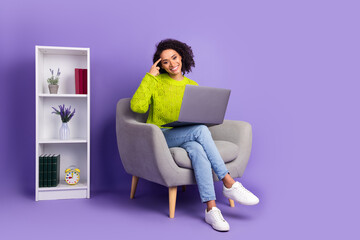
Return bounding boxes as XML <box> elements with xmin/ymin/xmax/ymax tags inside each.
<box><xmin>222</xmin><ymin>174</ymin><xmax>236</xmax><ymax>189</ymax></box>
<box><xmin>206</xmin><ymin>200</ymin><xmax>216</xmax><ymax>212</ymax></box>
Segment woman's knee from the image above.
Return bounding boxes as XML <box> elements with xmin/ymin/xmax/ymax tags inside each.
<box><xmin>181</xmin><ymin>141</ymin><xmax>203</xmax><ymax>152</ymax></box>
<box><xmin>193</xmin><ymin>125</ymin><xmax>211</xmax><ymax>138</ymax></box>
<box><xmin>181</xmin><ymin>141</ymin><xmax>208</xmax><ymax>159</ymax></box>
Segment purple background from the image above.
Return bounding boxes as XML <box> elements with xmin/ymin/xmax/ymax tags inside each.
<box><xmin>1</xmin><ymin>0</ymin><xmax>359</xmax><ymax>239</ymax></box>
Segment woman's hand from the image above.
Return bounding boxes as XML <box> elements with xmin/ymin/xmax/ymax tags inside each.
<box><xmin>149</xmin><ymin>58</ymin><xmax>162</xmax><ymax>77</ymax></box>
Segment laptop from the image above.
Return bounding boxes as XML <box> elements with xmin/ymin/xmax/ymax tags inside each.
<box><xmin>161</xmin><ymin>85</ymin><xmax>231</xmax><ymax>128</ymax></box>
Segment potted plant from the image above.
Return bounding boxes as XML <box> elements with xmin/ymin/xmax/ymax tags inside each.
<box><xmin>47</xmin><ymin>68</ymin><xmax>61</xmax><ymax>94</ymax></box>
<box><xmin>52</xmin><ymin>104</ymin><xmax>76</xmax><ymax>140</ymax></box>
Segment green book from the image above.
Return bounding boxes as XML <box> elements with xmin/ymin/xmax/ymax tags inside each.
<box><xmin>47</xmin><ymin>154</ymin><xmax>53</xmax><ymax>187</ymax></box>
<box><xmin>43</xmin><ymin>154</ymin><xmax>48</xmax><ymax>187</ymax></box>
<box><xmin>51</xmin><ymin>154</ymin><xmax>60</xmax><ymax>187</ymax></box>
<box><xmin>39</xmin><ymin>154</ymin><xmax>44</xmax><ymax>188</ymax></box>
<box><xmin>56</xmin><ymin>154</ymin><xmax>60</xmax><ymax>186</ymax></box>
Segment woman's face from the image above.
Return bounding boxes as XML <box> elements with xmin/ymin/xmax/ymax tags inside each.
<box><xmin>160</xmin><ymin>49</ymin><xmax>182</xmax><ymax>76</ymax></box>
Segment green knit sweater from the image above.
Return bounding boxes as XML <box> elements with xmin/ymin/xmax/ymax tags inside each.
<box><xmin>130</xmin><ymin>73</ymin><xmax>198</xmax><ymax>128</ymax></box>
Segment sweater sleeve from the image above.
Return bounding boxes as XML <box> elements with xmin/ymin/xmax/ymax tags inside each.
<box><xmin>130</xmin><ymin>73</ymin><xmax>158</xmax><ymax>113</ymax></box>
<box><xmin>189</xmin><ymin>79</ymin><xmax>199</xmax><ymax>86</ymax></box>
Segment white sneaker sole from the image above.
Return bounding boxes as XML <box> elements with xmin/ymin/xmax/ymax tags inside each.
<box><xmin>205</xmin><ymin>219</ymin><xmax>230</xmax><ymax>232</ymax></box>
<box><xmin>223</xmin><ymin>192</ymin><xmax>260</xmax><ymax>206</ymax></box>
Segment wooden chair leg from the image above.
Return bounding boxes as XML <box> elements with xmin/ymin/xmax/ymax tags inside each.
<box><xmin>229</xmin><ymin>199</ymin><xmax>235</xmax><ymax>207</ymax></box>
<box><xmin>130</xmin><ymin>176</ymin><xmax>139</xmax><ymax>199</ymax></box>
<box><xmin>182</xmin><ymin>185</ymin><xmax>186</xmax><ymax>192</ymax></box>
<box><xmin>169</xmin><ymin>187</ymin><xmax>177</xmax><ymax>218</ymax></box>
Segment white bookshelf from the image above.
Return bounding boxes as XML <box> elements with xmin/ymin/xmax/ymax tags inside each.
<box><xmin>35</xmin><ymin>46</ymin><xmax>90</xmax><ymax>201</ymax></box>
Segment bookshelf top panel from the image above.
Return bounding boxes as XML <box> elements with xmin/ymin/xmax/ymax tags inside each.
<box><xmin>36</xmin><ymin>46</ymin><xmax>89</xmax><ymax>56</ymax></box>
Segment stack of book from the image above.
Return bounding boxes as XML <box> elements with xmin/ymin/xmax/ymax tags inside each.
<box><xmin>39</xmin><ymin>154</ymin><xmax>60</xmax><ymax>188</ymax></box>
<box><xmin>75</xmin><ymin>68</ymin><xmax>88</xmax><ymax>94</ymax></box>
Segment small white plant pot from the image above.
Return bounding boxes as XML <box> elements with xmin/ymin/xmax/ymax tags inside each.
<box><xmin>49</xmin><ymin>85</ymin><xmax>59</xmax><ymax>94</ymax></box>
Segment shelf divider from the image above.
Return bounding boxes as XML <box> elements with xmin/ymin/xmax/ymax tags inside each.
<box><xmin>39</xmin><ymin>182</ymin><xmax>87</xmax><ymax>192</ymax></box>
<box><xmin>39</xmin><ymin>138</ymin><xmax>87</xmax><ymax>144</ymax></box>
<box><xmin>39</xmin><ymin>94</ymin><xmax>87</xmax><ymax>98</ymax></box>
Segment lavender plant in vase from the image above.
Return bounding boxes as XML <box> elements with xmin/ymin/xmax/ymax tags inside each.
<box><xmin>52</xmin><ymin>104</ymin><xmax>75</xmax><ymax>140</ymax></box>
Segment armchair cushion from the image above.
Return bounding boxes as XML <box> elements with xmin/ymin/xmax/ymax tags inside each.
<box><xmin>169</xmin><ymin>140</ymin><xmax>239</xmax><ymax>169</ymax></box>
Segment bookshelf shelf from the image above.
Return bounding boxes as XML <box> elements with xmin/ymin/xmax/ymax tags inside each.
<box><xmin>39</xmin><ymin>94</ymin><xmax>87</xmax><ymax>98</ymax></box>
<box><xmin>39</xmin><ymin>181</ymin><xmax>88</xmax><ymax>192</ymax></box>
<box><xmin>35</xmin><ymin>45</ymin><xmax>90</xmax><ymax>201</ymax></box>
<box><xmin>39</xmin><ymin>138</ymin><xmax>88</xmax><ymax>144</ymax></box>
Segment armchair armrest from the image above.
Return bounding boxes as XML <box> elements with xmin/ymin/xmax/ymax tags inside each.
<box><xmin>116</xmin><ymin>99</ymin><xmax>186</xmax><ymax>187</ymax></box>
<box><xmin>208</xmin><ymin>120</ymin><xmax>252</xmax><ymax>145</ymax></box>
<box><xmin>208</xmin><ymin>120</ymin><xmax>253</xmax><ymax>177</ymax></box>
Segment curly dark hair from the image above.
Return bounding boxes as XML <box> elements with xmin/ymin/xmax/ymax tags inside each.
<box><xmin>153</xmin><ymin>39</ymin><xmax>195</xmax><ymax>75</ymax></box>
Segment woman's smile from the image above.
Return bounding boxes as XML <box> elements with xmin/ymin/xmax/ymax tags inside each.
<box><xmin>170</xmin><ymin>65</ymin><xmax>179</xmax><ymax>72</ymax></box>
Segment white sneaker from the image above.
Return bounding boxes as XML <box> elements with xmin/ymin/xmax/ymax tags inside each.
<box><xmin>205</xmin><ymin>207</ymin><xmax>230</xmax><ymax>232</ymax></box>
<box><xmin>223</xmin><ymin>181</ymin><xmax>259</xmax><ymax>205</ymax></box>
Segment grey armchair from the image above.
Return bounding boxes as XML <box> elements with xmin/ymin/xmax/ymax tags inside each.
<box><xmin>116</xmin><ymin>98</ymin><xmax>253</xmax><ymax>218</ymax></box>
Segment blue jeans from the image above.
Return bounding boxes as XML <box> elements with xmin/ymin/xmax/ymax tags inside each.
<box><xmin>161</xmin><ymin>125</ymin><xmax>229</xmax><ymax>202</ymax></box>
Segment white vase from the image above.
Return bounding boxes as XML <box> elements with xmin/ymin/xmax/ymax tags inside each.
<box><xmin>59</xmin><ymin>122</ymin><xmax>70</xmax><ymax>140</ymax></box>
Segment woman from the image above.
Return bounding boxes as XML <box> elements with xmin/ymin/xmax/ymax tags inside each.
<box><xmin>130</xmin><ymin>39</ymin><xmax>259</xmax><ymax>231</ymax></box>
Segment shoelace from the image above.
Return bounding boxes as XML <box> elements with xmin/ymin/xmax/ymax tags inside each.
<box><xmin>212</xmin><ymin>209</ymin><xmax>226</xmax><ymax>222</ymax></box>
<box><xmin>234</xmin><ymin>183</ymin><xmax>251</xmax><ymax>195</ymax></box>
<box><xmin>231</xmin><ymin>183</ymin><xmax>254</xmax><ymax>201</ymax></box>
